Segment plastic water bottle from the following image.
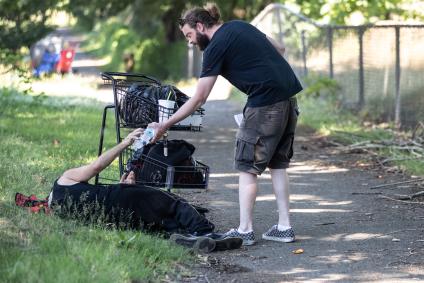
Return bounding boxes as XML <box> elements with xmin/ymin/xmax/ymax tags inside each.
<box><xmin>132</xmin><ymin>128</ymin><xmax>155</xmax><ymax>150</ymax></box>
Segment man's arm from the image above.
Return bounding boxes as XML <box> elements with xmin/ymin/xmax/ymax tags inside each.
<box><xmin>58</xmin><ymin>128</ymin><xmax>143</xmax><ymax>185</ymax></box>
<box><xmin>266</xmin><ymin>35</ymin><xmax>285</xmax><ymax>56</ymax></box>
<box><xmin>148</xmin><ymin>76</ymin><xmax>218</xmax><ymax>142</ymax></box>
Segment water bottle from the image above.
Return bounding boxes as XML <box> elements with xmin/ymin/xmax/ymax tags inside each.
<box><xmin>132</xmin><ymin>128</ymin><xmax>155</xmax><ymax>150</ymax></box>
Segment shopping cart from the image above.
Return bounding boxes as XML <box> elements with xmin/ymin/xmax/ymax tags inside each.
<box><xmin>95</xmin><ymin>72</ymin><xmax>209</xmax><ymax>191</ymax></box>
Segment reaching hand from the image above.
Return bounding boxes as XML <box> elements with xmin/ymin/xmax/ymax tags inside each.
<box><xmin>122</xmin><ymin>128</ymin><xmax>144</xmax><ymax>147</ymax></box>
<box><xmin>147</xmin><ymin>122</ymin><xmax>168</xmax><ymax>143</ymax></box>
<box><xmin>120</xmin><ymin>171</ymin><xmax>136</xmax><ymax>184</ymax></box>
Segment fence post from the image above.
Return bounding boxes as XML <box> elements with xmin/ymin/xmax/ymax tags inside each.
<box><xmin>394</xmin><ymin>26</ymin><xmax>401</xmax><ymax>127</ymax></box>
<box><xmin>358</xmin><ymin>27</ymin><xmax>365</xmax><ymax>110</ymax></box>
<box><xmin>187</xmin><ymin>44</ymin><xmax>194</xmax><ymax>78</ymax></box>
<box><xmin>275</xmin><ymin>7</ymin><xmax>284</xmax><ymax>46</ymax></box>
<box><xmin>301</xmin><ymin>30</ymin><xmax>308</xmax><ymax>77</ymax></box>
<box><xmin>326</xmin><ymin>26</ymin><xmax>334</xmax><ymax>78</ymax></box>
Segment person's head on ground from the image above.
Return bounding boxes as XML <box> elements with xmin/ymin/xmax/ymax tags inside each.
<box><xmin>179</xmin><ymin>2</ymin><xmax>222</xmax><ymax>51</ymax></box>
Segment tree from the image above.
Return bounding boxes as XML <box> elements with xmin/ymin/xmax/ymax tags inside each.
<box><xmin>288</xmin><ymin>0</ymin><xmax>422</xmax><ymax>24</ymax></box>
<box><xmin>63</xmin><ymin>0</ymin><xmax>134</xmax><ymax>30</ymax></box>
<box><xmin>0</xmin><ymin>0</ymin><xmax>62</xmax><ymax>68</ymax></box>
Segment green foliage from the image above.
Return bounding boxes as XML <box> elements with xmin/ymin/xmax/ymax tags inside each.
<box><xmin>136</xmin><ymin>40</ymin><xmax>187</xmax><ymax>80</ymax></box>
<box><xmin>83</xmin><ymin>20</ymin><xmax>187</xmax><ymax>80</ymax></box>
<box><xmin>63</xmin><ymin>0</ymin><xmax>134</xmax><ymax>30</ymax></box>
<box><xmin>0</xmin><ymin>89</ymin><xmax>192</xmax><ymax>282</ymax></box>
<box><xmin>0</xmin><ymin>0</ymin><xmax>62</xmax><ymax>75</ymax></box>
<box><xmin>302</xmin><ymin>74</ymin><xmax>341</xmax><ymax>100</ymax></box>
<box><xmin>0</xmin><ymin>0</ymin><xmax>61</xmax><ymax>51</ymax></box>
<box><xmin>289</xmin><ymin>0</ymin><xmax>421</xmax><ymax>24</ymax></box>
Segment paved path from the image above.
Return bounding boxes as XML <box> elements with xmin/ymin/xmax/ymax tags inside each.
<box><xmin>38</xmin><ymin>29</ymin><xmax>424</xmax><ymax>282</ymax></box>
<box><xmin>171</xmin><ymin>99</ymin><xmax>424</xmax><ymax>282</ymax></box>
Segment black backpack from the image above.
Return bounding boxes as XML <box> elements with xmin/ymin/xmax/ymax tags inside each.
<box><xmin>126</xmin><ymin>140</ymin><xmax>206</xmax><ymax>188</ymax></box>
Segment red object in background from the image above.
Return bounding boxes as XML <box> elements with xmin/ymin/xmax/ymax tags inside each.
<box><xmin>56</xmin><ymin>48</ymin><xmax>75</xmax><ymax>74</ymax></box>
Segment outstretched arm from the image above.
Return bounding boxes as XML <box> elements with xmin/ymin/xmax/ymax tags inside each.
<box><xmin>148</xmin><ymin>76</ymin><xmax>217</xmax><ymax>142</ymax></box>
<box><xmin>58</xmin><ymin>128</ymin><xmax>143</xmax><ymax>185</ymax></box>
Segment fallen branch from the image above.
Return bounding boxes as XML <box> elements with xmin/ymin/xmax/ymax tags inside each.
<box><xmin>315</xmin><ymin>222</ymin><xmax>335</xmax><ymax>226</ymax></box>
<box><xmin>379</xmin><ymin>195</ymin><xmax>424</xmax><ymax>205</ymax></box>
<box><xmin>352</xmin><ymin>192</ymin><xmax>382</xmax><ymax>195</ymax></box>
<box><xmin>349</xmin><ymin>144</ymin><xmax>424</xmax><ymax>152</ymax></box>
<box><xmin>391</xmin><ymin>191</ymin><xmax>424</xmax><ymax>200</ymax></box>
<box><xmin>380</xmin><ymin>156</ymin><xmax>424</xmax><ymax>165</ymax></box>
<box><xmin>369</xmin><ymin>178</ymin><xmax>424</xmax><ymax>190</ymax></box>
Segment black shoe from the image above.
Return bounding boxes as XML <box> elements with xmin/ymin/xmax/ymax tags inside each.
<box><xmin>213</xmin><ymin>237</ymin><xmax>243</xmax><ymax>251</ymax></box>
<box><xmin>194</xmin><ymin>232</ymin><xmax>243</xmax><ymax>251</ymax></box>
<box><xmin>169</xmin><ymin>234</ymin><xmax>216</xmax><ymax>253</ymax></box>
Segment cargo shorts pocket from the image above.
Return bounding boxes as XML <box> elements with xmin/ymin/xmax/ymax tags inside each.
<box><xmin>235</xmin><ymin>130</ymin><xmax>259</xmax><ymax>164</ymax></box>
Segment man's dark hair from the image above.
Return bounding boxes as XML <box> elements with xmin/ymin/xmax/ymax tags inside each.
<box><xmin>179</xmin><ymin>2</ymin><xmax>222</xmax><ymax>29</ymax></box>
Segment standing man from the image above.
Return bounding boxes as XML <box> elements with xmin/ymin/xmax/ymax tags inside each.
<box><xmin>149</xmin><ymin>3</ymin><xmax>302</xmax><ymax>245</ymax></box>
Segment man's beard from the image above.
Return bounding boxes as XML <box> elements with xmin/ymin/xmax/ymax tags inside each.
<box><xmin>196</xmin><ymin>31</ymin><xmax>210</xmax><ymax>51</ymax></box>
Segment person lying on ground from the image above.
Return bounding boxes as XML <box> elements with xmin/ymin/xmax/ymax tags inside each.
<box><xmin>47</xmin><ymin>128</ymin><xmax>242</xmax><ymax>253</ymax></box>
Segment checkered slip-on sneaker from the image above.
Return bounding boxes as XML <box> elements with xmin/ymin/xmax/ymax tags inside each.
<box><xmin>224</xmin><ymin>228</ymin><xmax>256</xmax><ymax>246</ymax></box>
<box><xmin>262</xmin><ymin>225</ymin><xmax>295</xmax><ymax>243</ymax></box>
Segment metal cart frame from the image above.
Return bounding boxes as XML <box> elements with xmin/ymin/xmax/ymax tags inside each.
<box><xmin>94</xmin><ymin>72</ymin><xmax>208</xmax><ymax>191</ymax></box>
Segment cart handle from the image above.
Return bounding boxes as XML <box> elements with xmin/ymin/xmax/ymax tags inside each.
<box><xmin>101</xmin><ymin>72</ymin><xmax>161</xmax><ymax>85</ymax></box>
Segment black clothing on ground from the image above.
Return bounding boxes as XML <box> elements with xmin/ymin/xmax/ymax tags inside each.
<box><xmin>200</xmin><ymin>20</ymin><xmax>303</xmax><ymax>107</ymax></box>
<box><xmin>51</xmin><ymin>180</ymin><xmax>214</xmax><ymax>234</ymax></box>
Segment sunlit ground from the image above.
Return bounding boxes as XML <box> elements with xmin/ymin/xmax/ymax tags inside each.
<box><xmin>0</xmin><ymin>51</ymin><xmax>233</xmax><ymax>103</ymax></box>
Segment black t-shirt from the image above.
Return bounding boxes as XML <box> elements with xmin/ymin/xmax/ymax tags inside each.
<box><xmin>201</xmin><ymin>20</ymin><xmax>303</xmax><ymax>107</ymax></box>
<box><xmin>51</xmin><ymin>180</ymin><xmax>111</xmax><ymax>206</ymax></box>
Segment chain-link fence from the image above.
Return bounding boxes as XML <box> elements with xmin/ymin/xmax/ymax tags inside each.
<box><xmin>186</xmin><ymin>3</ymin><xmax>424</xmax><ymax>128</ymax></box>
<box><xmin>253</xmin><ymin>4</ymin><xmax>424</xmax><ymax>128</ymax></box>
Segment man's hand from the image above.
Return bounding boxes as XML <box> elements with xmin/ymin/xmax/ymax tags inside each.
<box><xmin>122</xmin><ymin>128</ymin><xmax>144</xmax><ymax>147</ymax></box>
<box><xmin>148</xmin><ymin>122</ymin><xmax>168</xmax><ymax>143</ymax></box>
<box><xmin>147</xmin><ymin>76</ymin><xmax>217</xmax><ymax>143</ymax></box>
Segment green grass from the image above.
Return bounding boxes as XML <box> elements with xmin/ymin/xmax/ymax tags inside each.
<box><xmin>0</xmin><ymin>90</ymin><xmax>192</xmax><ymax>282</ymax></box>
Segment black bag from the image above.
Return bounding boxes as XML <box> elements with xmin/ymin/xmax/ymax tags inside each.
<box><xmin>127</xmin><ymin>140</ymin><xmax>206</xmax><ymax>188</ymax></box>
<box><xmin>119</xmin><ymin>83</ymin><xmax>199</xmax><ymax>127</ymax></box>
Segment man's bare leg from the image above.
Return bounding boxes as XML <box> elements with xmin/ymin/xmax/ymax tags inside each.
<box><xmin>238</xmin><ymin>171</ymin><xmax>258</xmax><ymax>232</ymax></box>
<box><xmin>270</xmin><ymin>168</ymin><xmax>290</xmax><ymax>228</ymax></box>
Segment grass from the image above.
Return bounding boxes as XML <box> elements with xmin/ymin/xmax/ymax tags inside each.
<box><xmin>0</xmin><ymin>89</ymin><xmax>192</xmax><ymax>282</ymax></box>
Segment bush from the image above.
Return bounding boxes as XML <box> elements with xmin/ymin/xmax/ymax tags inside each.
<box><xmin>83</xmin><ymin>19</ymin><xmax>186</xmax><ymax>81</ymax></box>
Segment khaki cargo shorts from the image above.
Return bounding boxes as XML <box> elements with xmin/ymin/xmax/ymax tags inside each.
<box><xmin>234</xmin><ymin>97</ymin><xmax>299</xmax><ymax>175</ymax></box>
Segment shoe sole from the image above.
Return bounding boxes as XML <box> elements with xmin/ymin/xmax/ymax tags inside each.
<box><xmin>214</xmin><ymin>237</ymin><xmax>243</xmax><ymax>251</ymax></box>
<box><xmin>170</xmin><ymin>234</ymin><xmax>216</xmax><ymax>253</ymax></box>
<box><xmin>241</xmin><ymin>239</ymin><xmax>256</xmax><ymax>246</ymax></box>
<box><xmin>193</xmin><ymin>237</ymin><xmax>216</xmax><ymax>253</ymax></box>
<box><xmin>262</xmin><ymin>235</ymin><xmax>295</xmax><ymax>243</ymax></box>
<box><xmin>169</xmin><ymin>234</ymin><xmax>197</xmax><ymax>248</ymax></box>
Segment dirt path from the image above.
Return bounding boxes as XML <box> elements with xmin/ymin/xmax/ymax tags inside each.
<box><xmin>39</xmin><ymin>29</ymin><xmax>424</xmax><ymax>282</ymax></box>
<box><xmin>170</xmin><ymin>99</ymin><xmax>424</xmax><ymax>282</ymax></box>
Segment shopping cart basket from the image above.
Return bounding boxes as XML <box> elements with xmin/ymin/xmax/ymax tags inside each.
<box><xmin>95</xmin><ymin>72</ymin><xmax>208</xmax><ymax>191</ymax></box>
